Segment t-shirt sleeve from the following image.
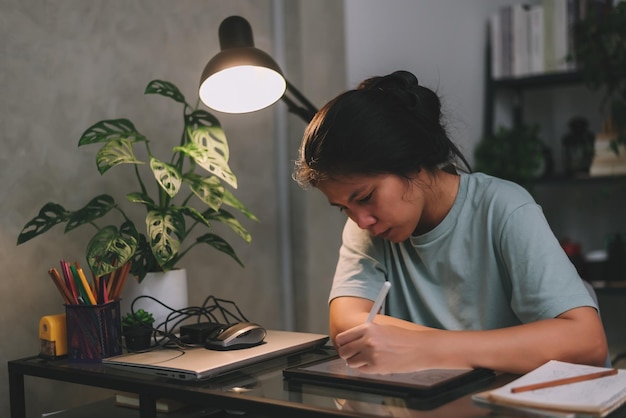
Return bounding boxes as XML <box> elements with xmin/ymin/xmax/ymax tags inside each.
<box><xmin>328</xmin><ymin>219</ymin><xmax>388</xmax><ymax>304</ymax></box>
<box><xmin>498</xmin><ymin>202</ymin><xmax>597</xmax><ymax>322</ymax></box>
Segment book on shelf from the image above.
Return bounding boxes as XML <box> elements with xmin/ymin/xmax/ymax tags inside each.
<box><xmin>473</xmin><ymin>360</ymin><xmax>626</xmax><ymax>417</ymax></box>
<box><xmin>489</xmin><ymin>5</ymin><xmax>513</xmax><ymax>79</ymax></box>
<box><xmin>512</xmin><ymin>3</ymin><xmax>531</xmax><ymax>77</ymax></box>
<box><xmin>529</xmin><ymin>4</ymin><xmax>545</xmax><ymax>74</ymax></box>
<box><xmin>551</xmin><ymin>0</ymin><xmax>570</xmax><ymax>72</ymax></box>
<box><xmin>489</xmin><ymin>0</ymin><xmax>581</xmax><ymax>80</ymax></box>
<box><xmin>489</xmin><ymin>13</ymin><xmax>503</xmax><ymax>79</ymax></box>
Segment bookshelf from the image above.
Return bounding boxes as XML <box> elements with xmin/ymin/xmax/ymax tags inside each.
<box><xmin>482</xmin><ymin>1</ymin><xmax>626</xmax><ymax>280</ymax></box>
<box><xmin>483</xmin><ymin>68</ymin><xmax>582</xmax><ymax>140</ymax></box>
<box><xmin>483</xmin><ymin>1</ymin><xmax>624</xmax><ymax>180</ymax></box>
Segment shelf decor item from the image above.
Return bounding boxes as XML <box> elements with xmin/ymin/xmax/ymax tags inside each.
<box><xmin>572</xmin><ymin>1</ymin><xmax>626</xmax><ymax>154</ymax></box>
<box><xmin>562</xmin><ymin>116</ymin><xmax>595</xmax><ymax>177</ymax></box>
<box><xmin>16</xmin><ymin>80</ymin><xmax>259</xmax><ymax>283</ymax></box>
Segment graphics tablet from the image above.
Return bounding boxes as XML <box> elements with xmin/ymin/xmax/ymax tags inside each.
<box><xmin>283</xmin><ymin>355</ymin><xmax>495</xmax><ymax>397</ymax></box>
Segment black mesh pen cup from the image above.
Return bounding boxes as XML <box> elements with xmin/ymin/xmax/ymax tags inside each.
<box><xmin>65</xmin><ymin>300</ymin><xmax>122</xmax><ymax>362</ymax></box>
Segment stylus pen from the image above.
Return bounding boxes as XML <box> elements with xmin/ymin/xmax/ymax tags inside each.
<box><xmin>366</xmin><ymin>282</ymin><xmax>391</xmax><ymax>323</ymax></box>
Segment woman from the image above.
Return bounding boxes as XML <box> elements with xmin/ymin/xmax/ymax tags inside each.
<box><xmin>293</xmin><ymin>70</ymin><xmax>608</xmax><ymax>375</ymax></box>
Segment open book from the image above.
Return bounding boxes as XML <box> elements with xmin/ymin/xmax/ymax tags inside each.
<box><xmin>473</xmin><ymin>360</ymin><xmax>626</xmax><ymax>417</ymax></box>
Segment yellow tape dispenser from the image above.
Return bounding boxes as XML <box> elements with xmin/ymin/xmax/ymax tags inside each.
<box><xmin>39</xmin><ymin>313</ymin><xmax>67</xmax><ymax>358</ymax></box>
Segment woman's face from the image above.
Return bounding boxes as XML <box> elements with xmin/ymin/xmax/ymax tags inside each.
<box><xmin>317</xmin><ymin>173</ymin><xmax>424</xmax><ymax>243</ymax></box>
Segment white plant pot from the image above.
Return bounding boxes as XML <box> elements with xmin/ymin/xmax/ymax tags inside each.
<box><xmin>120</xmin><ymin>268</ymin><xmax>188</xmax><ymax>329</ymax></box>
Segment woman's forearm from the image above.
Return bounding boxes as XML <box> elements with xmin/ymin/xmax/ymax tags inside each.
<box><xmin>332</xmin><ymin>302</ymin><xmax>607</xmax><ymax>374</ymax></box>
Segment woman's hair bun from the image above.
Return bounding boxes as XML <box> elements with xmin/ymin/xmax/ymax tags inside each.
<box><xmin>358</xmin><ymin>70</ymin><xmax>418</xmax><ymax>91</ymax></box>
<box><xmin>358</xmin><ymin>70</ymin><xmax>421</xmax><ymax>110</ymax></box>
<box><xmin>387</xmin><ymin>70</ymin><xmax>419</xmax><ymax>89</ymax></box>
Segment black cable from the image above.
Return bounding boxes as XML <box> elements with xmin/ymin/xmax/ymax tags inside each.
<box><xmin>124</xmin><ymin>294</ymin><xmax>251</xmax><ymax>352</ymax></box>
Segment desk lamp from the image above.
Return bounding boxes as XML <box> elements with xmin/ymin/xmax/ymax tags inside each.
<box><xmin>199</xmin><ymin>15</ymin><xmax>317</xmax><ymax>123</ymax></box>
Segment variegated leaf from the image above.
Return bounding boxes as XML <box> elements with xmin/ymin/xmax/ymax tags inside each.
<box><xmin>179</xmin><ymin>206</ymin><xmax>212</xmax><ymax>229</ymax></box>
<box><xmin>186</xmin><ymin>109</ymin><xmax>223</xmax><ymax>133</ymax></box>
<box><xmin>17</xmin><ymin>203</ymin><xmax>70</xmax><ymax>244</ymax></box>
<box><xmin>189</xmin><ymin>124</ymin><xmax>229</xmax><ymax>161</ymax></box>
<box><xmin>144</xmin><ymin>80</ymin><xmax>186</xmax><ymax>104</ymax></box>
<box><xmin>175</xmin><ymin>134</ymin><xmax>237</xmax><ymax>188</ymax></box>
<box><xmin>204</xmin><ymin>208</ymin><xmax>252</xmax><ymax>243</ymax></box>
<box><xmin>78</xmin><ymin>119</ymin><xmax>144</xmax><ymax>146</ymax></box>
<box><xmin>95</xmin><ymin>138</ymin><xmax>144</xmax><ymax>174</ymax></box>
<box><xmin>184</xmin><ymin>173</ymin><xmax>224</xmax><ymax>211</ymax></box>
<box><xmin>126</xmin><ymin>192</ymin><xmax>155</xmax><ymax>206</ymax></box>
<box><xmin>150</xmin><ymin>157</ymin><xmax>182</xmax><ymax>198</ymax></box>
<box><xmin>86</xmin><ymin>225</ymin><xmax>138</xmax><ymax>277</ymax></box>
<box><xmin>221</xmin><ymin>188</ymin><xmax>260</xmax><ymax>221</ymax></box>
<box><xmin>195</xmin><ymin>233</ymin><xmax>243</xmax><ymax>267</ymax></box>
<box><xmin>146</xmin><ymin>209</ymin><xmax>185</xmax><ymax>266</ymax></box>
<box><xmin>66</xmin><ymin>194</ymin><xmax>116</xmax><ymax>232</ymax></box>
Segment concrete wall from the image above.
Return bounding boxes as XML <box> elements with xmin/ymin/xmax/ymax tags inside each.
<box><xmin>0</xmin><ymin>1</ymin><xmax>344</xmax><ymax>416</ymax></box>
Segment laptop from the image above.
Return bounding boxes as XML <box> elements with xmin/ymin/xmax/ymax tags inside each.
<box><xmin>103</xmin><ymin>330</ymin><xmax>329</xmax><ymax>381</ymax></box>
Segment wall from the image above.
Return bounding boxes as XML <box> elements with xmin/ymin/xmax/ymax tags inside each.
<box><xmin>0</xmin><ymin>0</ymin><xmax>343</xmax><ymax>416</ymax></box>
<box><xmin>344</xmin><ymin>0</ymin><xmax>522</xmax><ymax>164</ymax></box>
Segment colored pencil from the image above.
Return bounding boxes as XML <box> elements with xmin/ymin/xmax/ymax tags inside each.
<box><xmin>48</xmin><ymin>268</ymin><xmax>74</xmax><ymax>304</ymax></box>
<box><xmin>75</xmin><ymin>263</ymin><xmax>97</xmax><ymax>305</ymax></box>
<box><xmin>511</xmin><ymin>369</ymin><xmax>618</xmax><ymax>393</ymax></box>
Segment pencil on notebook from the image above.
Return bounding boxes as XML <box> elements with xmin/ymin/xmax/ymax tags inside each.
<box><xmin>510</xmin><ymin>368</ymin><xmax>618</xmax><ymax>393</ymax></box>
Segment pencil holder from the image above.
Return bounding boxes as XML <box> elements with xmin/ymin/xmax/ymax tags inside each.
<box><xmin>65</xmin><ymin>300</ymin><xmax>122</xmax><ymax>362</ymax></box>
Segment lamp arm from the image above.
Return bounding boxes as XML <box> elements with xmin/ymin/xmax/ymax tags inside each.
<box><xmin>281</xmin><ymin>80</ymin><xmax>318</xmax><ymax>123</ymax></box>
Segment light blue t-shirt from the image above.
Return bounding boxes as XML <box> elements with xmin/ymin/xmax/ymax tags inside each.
<box><xmin>329</xmin><ymin>172</ymin><xmax>596</xmax><ymax>330</ymax></box>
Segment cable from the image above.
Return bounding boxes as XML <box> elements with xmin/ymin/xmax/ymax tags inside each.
<box><xmin>124</xmin><ymin>295</ymin><xmax>251</xmax><ymax>352</ymax></box>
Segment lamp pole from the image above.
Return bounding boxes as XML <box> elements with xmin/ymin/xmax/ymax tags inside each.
<box><xmin>281</xmin><ymin>80</ymin><xmax>318</xmax><ymax>123</ymax></box>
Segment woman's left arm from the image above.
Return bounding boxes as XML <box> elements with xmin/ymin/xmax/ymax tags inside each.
<box><xmin>335</xmin><ymin>305</ymin><xmax>607</xmax><ymax>375</ymax></box>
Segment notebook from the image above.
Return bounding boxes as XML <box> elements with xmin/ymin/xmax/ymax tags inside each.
<box><xmin>103</xmin><ymin>330</ymin><xmax>329</xmax><ymax>381</ymax></box>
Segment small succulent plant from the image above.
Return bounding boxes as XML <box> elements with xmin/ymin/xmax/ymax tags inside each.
<box><xmin>121</xmin><ymin>309</ymin><xmax>155</xmax><ymax>328</ymax></box>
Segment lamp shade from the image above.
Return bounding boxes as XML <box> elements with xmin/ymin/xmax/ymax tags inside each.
<box><xmin>199</xmin><ymin>16</ymin><xmax>287</xmax><ymax>114</ymax></box>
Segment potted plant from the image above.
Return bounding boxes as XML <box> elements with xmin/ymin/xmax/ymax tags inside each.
<box><xmin>474</xmin><ymin>123</ymin><xmax>551</xmax><ymax>191</ymax></box>
<box><xmin>121</xmin><ymin>308</ymin><xmax>155</xmax><ymax>351</ymax></box>
<box><xmin>572</xmin><ymin>1</ymin><xmax>626</xmax><ymax>153</ymax></box>
<box><xmin>16</xmin><ymin>80</ymin><xmax>259</xmax><ymax>283</ymax></box>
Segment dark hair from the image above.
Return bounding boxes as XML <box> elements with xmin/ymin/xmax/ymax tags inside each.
<box><xmin>293</xmin><ymin>70</ymin><xmax>470</xmax><ymax>187</ymax></box>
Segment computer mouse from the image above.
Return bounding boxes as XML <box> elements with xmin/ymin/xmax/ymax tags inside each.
<box><xmin>205</xmin><ymin>322</ymin><xmax>267</xmax><ymax>350</ymax></box>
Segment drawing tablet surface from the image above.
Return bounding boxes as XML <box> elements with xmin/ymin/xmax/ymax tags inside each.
<box><xmin>283</xmin><ymin>355</ymin><xmax>494</xmax><ymax>397</ymax></box>
<box><xmin>103</xmin><ymin>330</ymin><xmax>328</xmax><ymax>381</ymax></box>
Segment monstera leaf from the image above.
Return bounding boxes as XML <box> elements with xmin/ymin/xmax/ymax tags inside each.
<box><xmin>86</xmin><ymin>223</ymin><xmax>138</xmax><ymax>277</ymax></box>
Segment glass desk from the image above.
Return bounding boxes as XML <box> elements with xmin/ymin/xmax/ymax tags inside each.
<box><xmin>8</xmin><ymin>346</ymin><xmax>526</xmax><ymax>418</ymax></box>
